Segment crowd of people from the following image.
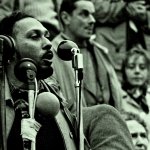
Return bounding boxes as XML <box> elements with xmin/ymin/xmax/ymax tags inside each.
<box><xmin>0</xmin><ymin>0</ymin><xmax>150</xmax><ymax>149</ymax></box>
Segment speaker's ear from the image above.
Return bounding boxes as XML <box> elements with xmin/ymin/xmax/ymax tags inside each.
<box><xmin>0</xmin><ymin>35</ymin><xmax>15</xmax><ymax>63</ymax></box>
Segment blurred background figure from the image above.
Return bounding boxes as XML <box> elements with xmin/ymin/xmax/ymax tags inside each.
<box><xmin>123</xmin><ymin>112</ymin><xmax>149</xmax><ymax>150</ymax></box>
<box><xmin>120</xmin><ymin>45</ymin><xmax>150</xmax><ymax>144</ymax></box>
<box><xmin>121</xmin><ymin>45</ymin><xmax>150</xmax><ymax>115</ymax></box>
<box><xmin>92</xmin><ymin>0</ymin><xmax>150</xmax><ymax>82</ymax></box>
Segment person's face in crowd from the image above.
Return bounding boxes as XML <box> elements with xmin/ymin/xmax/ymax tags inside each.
<box><xmin>126</xmin><ymin>120</ymin><xmax>148</xmax><ymax>150</ymax></box>
<box><xmin>125</xmin><ymin>54</ymin><xmax>148</xmax><ymax>87</ymax></box>
<box><xmin>66</xmin><ymin>0</ymin><xmax>95</xmax><ymax>40</ymax></box>
<box><xmin>12</xmin><ymin>17</ymin><xmax>53</xmax><ymax>79</ymax></box>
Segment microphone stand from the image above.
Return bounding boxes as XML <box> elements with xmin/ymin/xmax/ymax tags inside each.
<box><xmin>23</xmin><ymin>69</ymin><xmax>38</xmax><ymax>150</ymax></box>
<box><xmin>0</xmin><ymin>38</ymin><xmax>7</xmax><ymax>150</ymax></box>
<box><xmin>72</xmin><ymin>48</ymin><xmax>84</xmax><ymax>150</ymax></box>
<box><xmin>14</xmin><ymin>58</ymin><xmax>40</xmax><ymax>150</ymax></box>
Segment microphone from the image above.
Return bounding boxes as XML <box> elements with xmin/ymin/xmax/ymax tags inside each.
<box><xmin>0</xmin><ymin>35</ymin><xmax>15</xmax><ymax>50</ymax></box>
<box><xmin>0</xmin><ymin>35</ymin><xmax>15</xmax><ymax>64</ymax></box>
<box><xmin>14</xmin><ymin>58</ymin><xmax>37</xmax><ymax>83</ymax></box>
<box><xmin>57</xmin><ymin>40</ymin><xmax>80</xmax><ymax>61</ymax></box>
<box><xmin>36</xmin><ymin>92</ymin><xmax>60</xmax><ymax>118</ymax></box>
<box><xmin>13</xmin><ymin>92</ymin><xmax>60</xmax><ymax>149</ymax></box>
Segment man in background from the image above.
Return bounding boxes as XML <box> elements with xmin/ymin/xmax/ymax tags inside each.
<box><xmin>50</xmin><ymin>0</ymin><xmax>123</xmax><ymax>113</ymax></box>
<box><xmin>123</xmin><ymin>113</ymin><xmax>149</xmax><ymax>150</ymax></box>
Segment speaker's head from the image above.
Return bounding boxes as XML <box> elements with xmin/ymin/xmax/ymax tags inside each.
<box><xmin>0</xmin><ymin>35</ymin><xmax>15</xmax><ymax>64</ymax></box>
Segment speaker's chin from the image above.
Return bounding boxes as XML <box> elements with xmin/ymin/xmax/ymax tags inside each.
<box><xmin>37</xmin><ymin>65</ymin><xmax>53</xmax><ymax>80</ymax></box>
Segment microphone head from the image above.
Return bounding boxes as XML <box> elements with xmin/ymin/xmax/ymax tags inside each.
<box><xmin>14</xmin><ymin>58</ymin><xmax>37</xmax><ymax>82</ymax></box>
<box><xmin>57</xmin><ymin>40</ymin><xmax>79</xmax><ymax>61</ymax></box>
<box><xmin>36</xmin><ymin>92</ymin><xmax>60</xmax><ymax>118</ymax></box>
<box><xmin>0</xmin><ymin>35</ymin><xmax>15</xmax><ymax>63</ymax></box>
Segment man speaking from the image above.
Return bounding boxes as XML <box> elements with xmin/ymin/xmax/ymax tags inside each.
<box><xmin>0</xmin><ymin>11</ymin><xmax>134</xmax><ymax>150</ymax></box>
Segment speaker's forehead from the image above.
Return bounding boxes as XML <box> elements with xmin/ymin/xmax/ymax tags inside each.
<box><xmin>12</xmin><ymin>17</ymin><xmax>47</xmax><ymax>37</ymax></box>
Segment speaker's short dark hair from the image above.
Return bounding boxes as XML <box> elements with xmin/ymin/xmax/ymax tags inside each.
<box><xmin>0</xmin><ymin>11</ymin><xmax>33</xmax><ymax>36</ymax></box>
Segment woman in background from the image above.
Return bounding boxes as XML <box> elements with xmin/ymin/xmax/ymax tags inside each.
<box><xmin>121</xmin><ymin>45</ymin><xmax>150</xmax><ymax>141</ymax></box>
